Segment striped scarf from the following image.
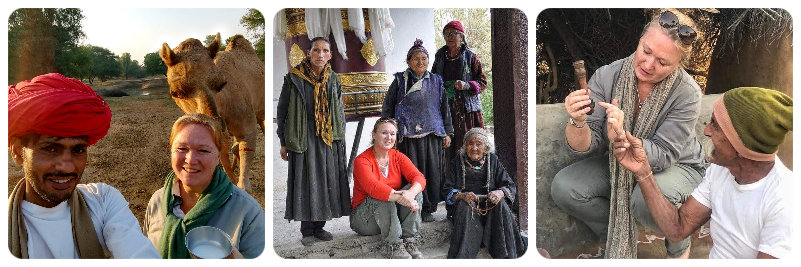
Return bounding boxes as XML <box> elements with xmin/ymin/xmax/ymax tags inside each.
<box><xmin>290</xmin><ymin>60</ymin><xmax>334</xmax><ymax>146</ymax></box>
<box><xmin>605</xmin><ymin>54</ymin><xmax>678</xmax><ymax>258</ymax></box>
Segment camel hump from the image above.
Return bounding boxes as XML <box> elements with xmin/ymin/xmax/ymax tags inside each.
<box><xmin>225</xmin><ymin>35</ymin><xmax>256</xmax><ymax>54</ymax></box>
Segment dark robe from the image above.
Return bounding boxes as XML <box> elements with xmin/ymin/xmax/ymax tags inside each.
<box><xmin>277</xmin><ymin>66</ymin><xmax>351</xmax><ymax>223</ymax></box>
<box><xmin>442</xmin><ymin>153</ymin><xmax>526</xmax><ymax>258</ymax></box>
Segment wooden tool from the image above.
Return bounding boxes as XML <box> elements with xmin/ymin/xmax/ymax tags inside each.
<box><xmin>572</xmin><ymin>60</ymin><xmax>595</xmax><ymax>115</ymax></box>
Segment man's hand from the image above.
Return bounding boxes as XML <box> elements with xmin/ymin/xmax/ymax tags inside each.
<box><xmin>488</xmin><ymin>190</ymin><xmax>504</xmax><ymax>205</ymax></box>
<box><xmin>598</xmin><ymin>99</ymin><xmax>625</xmax><ymax>142</ymax></box>
<box><xmin>280</xmin><ymin>146</ymin><xmax>288</xmax><ymax>161</ymax></box>
<box><xmin>612</xmin><ymin>130</ymin><xmax>652</xmax><ymax>177</ymax></box>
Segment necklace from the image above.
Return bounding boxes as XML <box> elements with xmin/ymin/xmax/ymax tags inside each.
<box><xmin>464</xmin><ymin>155</ymin><xmax>485</xmax><ymax>171</ymax></box>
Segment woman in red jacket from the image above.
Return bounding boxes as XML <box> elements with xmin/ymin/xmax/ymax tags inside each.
<box><xmin>350</xmin><ymin>117</ymin><xmax>427</xmax><ymax>259</ymax></box>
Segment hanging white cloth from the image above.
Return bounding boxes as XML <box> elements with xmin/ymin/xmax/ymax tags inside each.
<box><xmin>305</xmin><ymin>8</ymin><xmax>349</xmax><ymax>60</ymax></box>
<box><xmin>274</xmin><ymin>9</ymin><xmax>287</xmax><ymax>40</ymax></box>
<box><xmin>305</xmin><ymin>8</ymin><xmax>331</xmax><ymax>40</ymax></box>
<box><xmin>368</xmin><ymin>8</ymin><xmax>395</xmax><ymax>57</ymax></box>
<box><xmin>347</xmin><ymin>8</ymin><xmax>367</xmax><ymax>44</ymax></box>
<box><xmin>327</xmin><ymin>8</ymin><xmax>348</xmax><ymax>60</ymax></box>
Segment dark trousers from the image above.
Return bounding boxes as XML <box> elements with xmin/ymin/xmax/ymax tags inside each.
<box><xmin>300</xmin><ymin>221</ymin><xmax>327</xmax><ymax>237</ymax></box>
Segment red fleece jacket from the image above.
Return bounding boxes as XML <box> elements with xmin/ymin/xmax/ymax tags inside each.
<box><xmin>351</xmin><ymin>147</ymin><xmax>426</xmax><ymax>210</ymax></box>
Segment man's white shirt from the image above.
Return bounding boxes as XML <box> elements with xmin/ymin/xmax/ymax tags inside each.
<box><xmin>21</xmin><ymin>183</ymin><xmax>160</xmax><ymax>258</ymax></box>
<box><xmin>691</xmin><ymin>157</ymin><xmax>792</xmax><ymax>258</ymax></box>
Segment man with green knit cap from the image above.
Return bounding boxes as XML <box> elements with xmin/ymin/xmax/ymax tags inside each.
<box><xmin>611</xmin><ymin>87</ymin><xmax>792</xmax><ymax>259</ymax></box>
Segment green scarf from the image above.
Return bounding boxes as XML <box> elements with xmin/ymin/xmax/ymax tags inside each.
<box><xmin>157</xmin><ymin>165</ymin><xmax>233</xmax><ymax>258</ymax></box>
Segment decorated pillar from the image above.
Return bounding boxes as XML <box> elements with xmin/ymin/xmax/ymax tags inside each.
<box><xmin>281</xmin><ymin>8</ymin><xmax>390</xmax><ymax>121</ymax></box>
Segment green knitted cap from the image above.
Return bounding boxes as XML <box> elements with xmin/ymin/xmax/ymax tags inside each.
<box><xmin>723</xmin><ymin>87</ymin><xmax>793</xmax><ymax>154</ymax></box>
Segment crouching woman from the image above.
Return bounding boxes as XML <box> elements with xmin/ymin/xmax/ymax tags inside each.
<box><xmin>442</xmin><ymin>127</ymin><xmax>526</xmax><ymax>258</ymax></box>
<box><xmin>350</xmin><ymin>117</ymin><xmax>427</xmax><ymax>259</ymax></box>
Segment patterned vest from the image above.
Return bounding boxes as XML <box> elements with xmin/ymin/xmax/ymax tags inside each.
<box><xmin>394</xmin><ymin>71</ymin><xmax>447</xmax><ymax>140</ymax></box>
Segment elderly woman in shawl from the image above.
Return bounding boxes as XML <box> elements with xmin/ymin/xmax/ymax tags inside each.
<box><xmin>550</xmin><ymin>10</ymin><xmax>705</xmax><ymax>258</ymax></box>
<box><xmin>432</xmin><ymin>20</ymin><xmax>488</xmax><ymax>156</ymax></box>
<box><xmin>442</xmin><ymin>128</ymin><xmax>526</xmax><ymax>258</ymax></box>
<box><xmin>143</xmin><ymin>113</ymin><xmax>265</xmax><ymax>258</ymax></box>
<box><xmin>382</xmin><ymin>38</ymin><xmax>453</xmax><ymax>222</ymax></box>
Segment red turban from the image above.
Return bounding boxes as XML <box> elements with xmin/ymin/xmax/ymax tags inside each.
<box><xmin>8</xmin><ymin>73</ymin><xmax>112</xmax><ymax>146</ymax></box>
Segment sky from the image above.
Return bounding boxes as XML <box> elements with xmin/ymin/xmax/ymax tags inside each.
<box><xmin>81</xmin><ymin>8</ymin><xmax>256</xmax><ymax>63</ymax></box>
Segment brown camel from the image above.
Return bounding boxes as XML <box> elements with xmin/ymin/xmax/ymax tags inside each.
<box><xmin>159</xmin><ymin>33</ymin><xmax>265</xmax><ymax>192</ymax></box>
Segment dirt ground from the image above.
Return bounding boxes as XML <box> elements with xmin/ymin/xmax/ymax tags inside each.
<box><xmin>6</xmin><ymin>77</ymin><xmax>266</xmax><ymax>225</ymax></box>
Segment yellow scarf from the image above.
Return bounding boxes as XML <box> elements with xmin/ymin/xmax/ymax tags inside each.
<box><xmin>290</xmin><ymin>60</ymin><xmax>334</xmax><ymax>146</ymax></box>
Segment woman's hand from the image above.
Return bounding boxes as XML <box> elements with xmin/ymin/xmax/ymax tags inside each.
<box><xmin>488</xmin><ymin>190</ymin><xmax>505</xmax><ymax>205</ymax></box>
<box><xmin>598</xmin><ymin>99</ymin><xmax>625</xmax><ymax>142</ymax></box>
<box><xmin>564</xmin><ymin>89</ymin><xmax>593</xmax><ymax>124</ymax></box>
<box><xmin>454</xmin><ymin>80</ymin><xmax>467</xmax><ymax>90</ymax></box>
<box><xmin>394</xmin><ymin>190</ymin><xmax>420</xmax><ymax>213</ymax></box>
<box><xmin>226</xmin><ymin>247</ymin><xmax>244</xmax><ymax>259</ymax></box>
<box><xmin>280</xmin><ymin>146</ymin><xmax>288</xmax><ymax>161</ymax></box>
<box><xmin>456</xmin><ymin>192</ymin><xmax>478</xmax><ymax>204</ymax></box>
<box><xmin>443</xmin><ymin>135</ymin><xmax>451</xmax><ymax>148</ymax></box>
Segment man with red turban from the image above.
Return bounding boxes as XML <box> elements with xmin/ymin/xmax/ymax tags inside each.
<box><xmin>612</xmin><ymin>87</ymin><xmax>793</xmax><ymax>258</ymax></box>
<box><xmin>8</xmin><ymin>73</ymin><xmax>159</xmax><ymax>258</ymax></box>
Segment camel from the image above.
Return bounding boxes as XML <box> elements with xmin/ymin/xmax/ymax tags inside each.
<box><xmin>159</xmin><ymin>33</ymin><xmax>265</xmax><ymax>193</ymax></box>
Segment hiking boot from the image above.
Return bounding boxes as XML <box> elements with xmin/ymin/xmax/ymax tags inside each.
<box><xmin>403</xmin><ymin>237</ymin><xmax>424</xmax><ymax>259</ymax></box>
<box><xmin>381</xmin><ymin>239</ymin><xmax>412</xmax><ymax>259</ymax></box>
<box><xmin>421</xmin><ymin>212</ymin><xmax>435</xmax><ymax>222</ymax></box>
<box><xmin>301</xmin><ymin>235</ymin><xmax>316</xmax><ymax>246</ymax></box>
<box><xmin>314</xmin><ymin>229</ymin><xmax>334</xmax><ymax>241</ymax></box>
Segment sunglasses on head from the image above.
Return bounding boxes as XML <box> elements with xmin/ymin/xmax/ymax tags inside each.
<box><xmin>377</xmin><ymin>117</ymin><xmax>396</xmax><ymax>123</ymax></box>
<box><xmin>658</xmin><ymin>11</ymin><xmax>697</xmax><ymax>46</ymax></box>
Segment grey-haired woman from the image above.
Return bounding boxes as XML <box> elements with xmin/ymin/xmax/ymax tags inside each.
<box><xmin>441</xmin><ymin>128</ymin><xmax>526</xmax><ymax>258</ymax></box>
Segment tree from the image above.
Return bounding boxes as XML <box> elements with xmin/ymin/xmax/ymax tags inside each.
<box><xmin>60</xmin><ymin>45</ymin><xmax>93</xmax><ymax>82</ymax></box>
<box><xmin>204</xmin><ymin>34</ymin><xmax>231</xmax><ymax>51</ymax></box>
<box><xmin>144</xmin><ymin>51</ymin><xmax>167</xmax><ymax>77</ymax></box>
<box><xmin>119</xmin><ymin>52</ymin><xmax>134</xmax><ymax>80</ymax></box>
<box><xmin>130</xmin><ymin>60</ymin><xmax>147</xmax><ymax>79</ymax></box>
<box><xmin>7</xmin><ymin>8</ymin><xmax>85</xmax><ymax>84</ymax></box>
<box><xmin>240</xmin><ymin>8</ymin><xmax>265</xmax><ymax>62</ymax></box>
<box><xmin>89</xmin><ymin>45</ymin><xmax>120</xmax><ymax>83</ymax></box>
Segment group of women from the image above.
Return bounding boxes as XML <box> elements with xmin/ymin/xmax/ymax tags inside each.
<box><xmin>137</xmin><ymin>20</ymin><xmax>526</xmax><ymax>260</ymax></box>
<box><xmin>350</xmin><ymin>20</ymin><xmax>526</xmax><ymax>259</ymax></box>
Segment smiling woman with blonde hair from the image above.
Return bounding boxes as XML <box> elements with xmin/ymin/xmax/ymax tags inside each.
<box><xmin>550</xmin><ymin>9</ymin><xmax>706</xmax><ymax>258</ymax></box>
<box><xmin>143</xmin><ymin>113</ymin><xmax>264</xmax><ymax>259</ymax></box>
<box><xmin>350</xmin><ymin>117</ymin><xmax>427</xmax><ymax>259</ymax></box>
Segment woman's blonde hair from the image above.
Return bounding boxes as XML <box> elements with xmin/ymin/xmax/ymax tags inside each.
<box><xmin>370</xmin><ymin>117</ymin><xmax>399</xmax><ymax>148</ymax></box>
<box><xmin>642</xmin><ymin>9</ymin><xmax>701</xmax><ymax>63</ymax></box>
<box><xmin>169</xmin><ymin>113</ymin><xmax>226</xmax><ymax>151</ymax></box>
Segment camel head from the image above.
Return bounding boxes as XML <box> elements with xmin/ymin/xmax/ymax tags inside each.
<box><xmin>159</xmin><ymin>33</ymin><xmax>227</xmax><ymax>99</ymax></box>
